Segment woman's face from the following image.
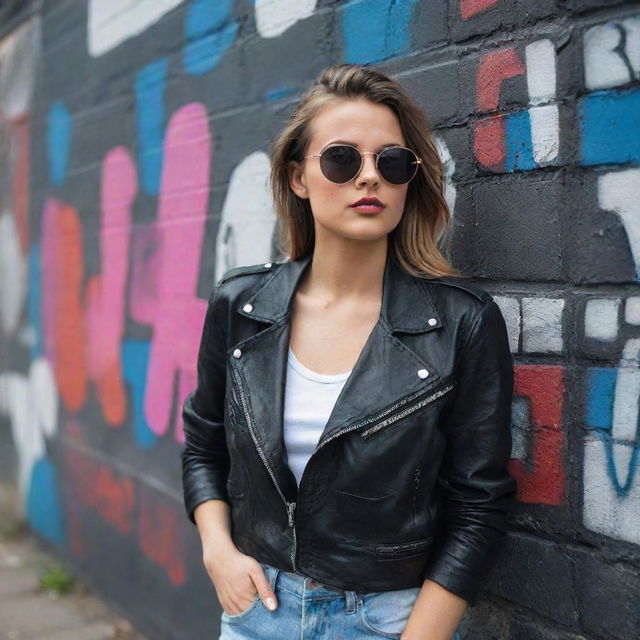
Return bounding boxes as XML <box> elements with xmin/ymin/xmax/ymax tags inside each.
<box><xmin>288</xmin><ymin>97</ymin><xmax>410</xmax><ymax>245</ymax></box>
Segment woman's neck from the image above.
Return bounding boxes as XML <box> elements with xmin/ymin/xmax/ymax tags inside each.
<box><xmin>297</xmin><ymin>238</ymin><xmax>388</xmax><ymax>307</ymax></box>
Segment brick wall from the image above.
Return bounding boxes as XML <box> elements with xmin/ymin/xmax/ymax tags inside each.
<box><xmin>0</xmin><ymin>1</ymin><xmax>638</xmax><ymax>638</ymax></box>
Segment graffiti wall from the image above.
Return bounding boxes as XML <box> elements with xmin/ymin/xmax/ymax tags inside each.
<box><xmin>0</xmin><ymin>1</ymin><xmax>638</xmax><ymax>639</ymax></box>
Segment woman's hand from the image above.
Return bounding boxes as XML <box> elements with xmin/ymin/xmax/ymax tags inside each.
<box><xmin>400</xmin><ymin>578</ymin><xmax>467</xmax><ymax>640</ymax></box>
<box><xmin>193</xmin><ymin>500</ymin><xmax>278</xmax><ymax>615</ymax></box>
<box><xmin>203</xmin><ymin>541</ymin><xmax>278</xmax><ymax>615</ymax></box>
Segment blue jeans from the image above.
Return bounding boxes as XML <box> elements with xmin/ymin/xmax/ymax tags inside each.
<box><xmin>219</xmin><ymin>561</ymin><xmax>462</xmax><ymax>639</ymax></box>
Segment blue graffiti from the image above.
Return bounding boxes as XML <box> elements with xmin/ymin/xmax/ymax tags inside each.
<box><xmin>579</xmin><ymin>88</ymin><xmax>640</xmax><ymax>166</ymax></box>
<box><xmin>135</xmin><ymin>59</ymin><xmax>167</xmax><ymax>196</ymax></box>
<box><xmin>341</xmin><ymin>0</ymin><xmax>420</xmax><ymax>64</ymax></box>
<box><xmin>184</xmin><ymin>0</ymin><xmax>239</xmax><ymax>75</ymax></box>
<box><xmin>28</xmin><ymin>243</ymin><xmax>43</xmax><ymax>358</ymax></box>
<box><xmin>505</xmin><ymin>110</ymin><xmax>536</xmax><ymax>171</ymax></box>
<box><xmin>27</xmin><ymin>457</ymin><xmax>65</xmax><ymax>548</ymax></box>
<box><xmin>585</xmin><ymin>367</ymin><xmax>639</xmax><ymax>497</ymax></box>
<box><xmin>265</xmin><ymin>85</ymin><xmax>299</xmax><ymax>102</ymax></box>
<box><xmin>122</xmin><ymin>339</ymin><xmax>157</xmax><ymax>448</ymax></box>
<box><xmin>46</xmin><ymin>100</ymin><xmax>72</xmax><ymax>187</ymax></box>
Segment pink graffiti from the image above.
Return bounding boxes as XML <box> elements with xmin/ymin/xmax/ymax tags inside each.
<box><xmin>132</xmin><ymin>103</ymin><xmax>210</xmax><ymax>443</ymax></box>
<box><xmin>40</xmin><ymin>103</ymin><xmax>210</xmax><ymax>444</ymax></box>
<box><xmin>85</xmin><ymin>147</ymin><xmax>137</xmax><ymax>425</ymax></box>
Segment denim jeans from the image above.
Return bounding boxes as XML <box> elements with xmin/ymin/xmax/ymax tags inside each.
<box><xmin>219</xmin><ymin>561</ymin><xmax>462</xmax><ymax>639</ymax></box>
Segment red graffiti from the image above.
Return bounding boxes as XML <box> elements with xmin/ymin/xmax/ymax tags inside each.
<box><xmin>460</xmin><ymin>0</ymin><xmax>501</xmax><ymax>20</ymax></box>
<box><xmin>64</xmin><ymin>420</ymin><xmax>135</xmax><ymax>535</ymax></box>
<box><xmin>138</xmin><ymin>488</ymin><xmax>186</xmax><ymax>586</ymax></box>
<box><xmin>41</xmin><ymin>199</ymin><xmax>87</xmax><ymax>411</ymax></box>
<box><xmin>474</xmin><ymin>48</ymin><xmax>525</xmax><ymax>170</ymax></box>
<box><xmin>13</xmin><ymin>116</ymin><xmax>30</xmax><ymax>252</ymax></box>
<box><xmin>509</xmin><ymin>364</ymin><xmax>565</xmax><ymax>506</ymax></box>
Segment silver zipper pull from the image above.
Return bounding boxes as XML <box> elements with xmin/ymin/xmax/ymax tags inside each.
<box><xmin>287</xmin><ymin>502</ymin><xmax>296</xmax><ymax>526</ymax></box>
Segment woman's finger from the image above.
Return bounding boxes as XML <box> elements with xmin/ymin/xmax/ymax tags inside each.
<box><xmin>250</xmin><ymin>564</ymin><xmax>278</xmax><ymax>611</ymax></box>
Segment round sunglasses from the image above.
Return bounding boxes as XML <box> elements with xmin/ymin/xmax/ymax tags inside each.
<box><xmin>303</xmin><ymin>144</ymin><xmax>422</xmax><ymax>185</ymax></box>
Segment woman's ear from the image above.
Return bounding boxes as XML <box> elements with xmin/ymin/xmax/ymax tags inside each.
<box><xmin>288</xmin><ymin>160</ymin><xmax>308</xmax><ymax>200</ymax></box>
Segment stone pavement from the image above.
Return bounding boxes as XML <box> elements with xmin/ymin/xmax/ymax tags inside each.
<box><xmin>0</xmin><ymin>523</ymin><xmax>149</xmax><ymax>640</ymax></box>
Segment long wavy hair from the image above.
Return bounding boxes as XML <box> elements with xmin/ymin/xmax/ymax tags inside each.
<box><xmin>269</xmin><ymin>63</ymin><xmax>462</xmax><ymax>278</ymax></box>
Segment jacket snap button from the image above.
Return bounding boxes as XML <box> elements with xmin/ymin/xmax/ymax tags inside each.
<box><xmin>417</xmin><ymin>369</ymin><xmax>429</xmax><ymax>379</ymax></box>
<box><xmin>428</xmin><ymin>318</ymin><xmax>437</xmax><ymax>326</ymax></box>
<box><xmin>243</xmin><ymin>303</ymin><xmax>253</xmax><ymax>313</ymax></box>
<box><xmin>264</xmin><ymin>262</ymin><xmax>272</xmax><ymax>268</ymax></box>
<box><xmin>233</xmin><ymin>349</ymin><xmax>242</xmax><ymax>358</ymax></box>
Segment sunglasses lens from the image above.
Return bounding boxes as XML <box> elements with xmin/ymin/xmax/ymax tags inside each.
<box><xmin>320</xmin><ymin>145</ymin><xmax>361</xmax><ymax>183</ymax></box>
<box><xmin>378</xmin><ymin>147</ymin><xmax>419</xmax><ymax>184</ymax></box>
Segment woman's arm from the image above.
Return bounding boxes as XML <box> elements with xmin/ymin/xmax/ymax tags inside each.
<box><xmin>182</xmin><ymin>282</ymin><xmax>232</xmax><ymax>523</ymax></box>
<box><xmin>194</xmin><ymin>499</ymin><xmax>235</xmax><ymax>550</ymax></box>
<box><xmin>402</xmin><ymin>579</ymin><xmax>467</xmax><ymax>640</ymax></box>
<box><xmin>405</xmin><ymin>298</ymin><xmax>516</xmax><ymax>635</ymax></box>
<box><xmin>182</xmin><ymin>286</ymin><xmax>279</xmax><ymax>614</ymax></box>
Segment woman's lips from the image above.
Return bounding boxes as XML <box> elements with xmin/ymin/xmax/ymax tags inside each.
<box><xmin>350</xmin><ymin>203</ymin><xmax>385</xmax><ymax>213</ymax></box>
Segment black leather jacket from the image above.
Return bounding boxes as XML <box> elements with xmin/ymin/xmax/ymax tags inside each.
<box><xmin>181</xmin><ymin>250</ymin><xmax>516</xmax><ymax>605</ymax></box>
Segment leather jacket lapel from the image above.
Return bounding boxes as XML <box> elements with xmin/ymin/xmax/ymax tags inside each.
<box><xmin>228</xmin><ymin>249</ymin><xmax>447</xmax><ymax>498</ymax></box>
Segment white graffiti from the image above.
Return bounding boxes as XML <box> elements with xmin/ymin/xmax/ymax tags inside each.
<box><xmin>255</xmin><ymin>0</ymin><xmax>318</xmax><ymax>39</ymax></box>
<box><xmin>625</xmin><ymin>297</ymin><xmax>640</xmax><ymax>325</ymax></box>
<box><xmin>583</xmin><ymin>302</ymin><xmax>640</xmax><ymax>544</ymax></box>
<box><xmin>0</xmin><ymin>359</ymin><xmax>58</xmax><ymax>506</ymax></box>
<box><xmin>215</xmin><ymin>151</ymin><xmax>278</xmax><ymax>281</ymax></box>
<box><xmin>521</xmin><ymin>297</ymin><xmax>564</xmax><ymax>354</ymax></box>
<box><xmin>585</xmin><ymin>298</ymin><xmax>620</xmax><ymax>341</ymax></box>
<box><xmin>87</xmin><ymin>0</ymin><xmax>186</xmax><ymax>57</ymax></box>
<box><xmin>584</xmin><ymin>436</ymin><xmax>640</xmax><ymax>544</ymax></box>
<box><xmin>0</xmin><ymin>212</ymin><xmax>27</xmax><ymax>335</ymax></box>
<box><xmin>434</xmin><ymin>135</ymin><xmax>457</xmax><ymax>229</ymax></box>
<box><xmin>0</xmin><ymin>17</ymin><xmax>40</xmax><ymax>118</ymax></box>
<box><xmin>584</xmin><ymin>16</ymin><xmax>640</xmax><ymax>90</ymax></box>
<box><xmin>599</xmin><ymin>169</ymin><xmax>640</xmax><ymax>281</ymax></box>
<box><xmin>493</xmin><ymin>295</ymin><xmax>520</xmax><ymax>353</ymax></box>
<box><xmin>525</xmin><ymin>39</ymin><xmax>560</xmax><ymax>165</ymax></box>
<box><xmin>88</xmin><ymin>0</ymin><xmax>320</xmax><ymax>56</ymax></box>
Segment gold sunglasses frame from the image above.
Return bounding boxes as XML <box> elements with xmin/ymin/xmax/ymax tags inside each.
<box><xmin>303</xmin><ymin>143</ymin><xmax>423</xmax><ymax>185</ymax></box>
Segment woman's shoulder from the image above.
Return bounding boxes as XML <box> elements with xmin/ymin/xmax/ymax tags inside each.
<box><xmin>210</xmin><ymin>259</ymin><xmax>287</xmax><ymax>305</ymax></box>
<box><xmin>420</xmin><ymin>274</ymin><xmax>494</xmax><ymax>305</ymax></box>
<box><xmin>218</xmin><ymin>260</ymin><xmax>282</xmax><ymax>286</ymax></box>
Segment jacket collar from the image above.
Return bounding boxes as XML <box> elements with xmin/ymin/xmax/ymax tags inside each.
<box><xmin>228</xmin><ymin>248</ymin><xmax>448</xmax><ymax>502</ymax></box>
<box><xmin>236</xmin><ymin>249</ymin><xmax>442</xmax><ymax>334</ymax></box>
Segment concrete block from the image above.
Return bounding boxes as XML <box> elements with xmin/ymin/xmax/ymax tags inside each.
<box><xmin>486</xmin><ymin>532</ymin><xmax>576</xmax><ymax>627</ymax></box>
<box><xmin>576</xmin><ymin>552</ymin><xmax>640</xmax><ymax>640</ymax></box>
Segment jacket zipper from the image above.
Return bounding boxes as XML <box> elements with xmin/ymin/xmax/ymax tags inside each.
<box><xmin>231</xmin><ymin>366</ymin><xmax>298</xmax><ymax>572</ymax></box>
<box><xmin>232</xmin><ymin>363</ymin><xmax>453</xmax><ymax>573</ymax></box>
<box><xmin>375</xmin><ymin>537</ymin><xmax>432</xmax><ymax>557</ymax></box>
<box><xmin>316</xmin><ymin>380</ymin><xmax>456</xmax><ymax>450</ymax></box>
<box><xmin>360</xmin><ymin>382</ymin><xmax>456</xmax><ymax>439</ymax></box>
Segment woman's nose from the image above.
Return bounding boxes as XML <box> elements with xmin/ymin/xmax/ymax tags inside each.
<box><xmin>355</xmin><ymin>152</ymin><xmax>380</xmax><ymax>185</ymax></box>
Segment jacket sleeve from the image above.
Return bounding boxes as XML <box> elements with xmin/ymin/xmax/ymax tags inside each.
<box><xmin>421</xmin><ymin>298</ymin><xmax>516</xmax><ymax>604</ymax></box>
<box><xmin>181</xmin><ymin>281</ymin><xmax>231</xmax><ymax>525</ymax></box>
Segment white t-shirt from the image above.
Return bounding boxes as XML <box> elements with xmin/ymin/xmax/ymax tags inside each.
<box><xmin>283</xmin><ymin>347</ymin><xmax>352</xmax><ymax>488</ymax></box>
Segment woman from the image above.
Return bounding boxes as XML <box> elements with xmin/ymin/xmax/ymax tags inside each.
<box><xmin>181</xmin><ymin>63</ymin><xmax>516</xmax><ymax>640</ymax></box>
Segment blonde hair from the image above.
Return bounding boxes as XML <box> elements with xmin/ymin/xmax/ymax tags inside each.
<box><xmin>270</xmin><ymin>63</ymin><xmax>462</xmax><ymax>278</ymax></box>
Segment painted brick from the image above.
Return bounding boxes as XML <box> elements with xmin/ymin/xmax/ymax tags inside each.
<box><xmin>1</xmin><ymin>2</ymin><xmax>640</xmax><ymax>640</ymax></box>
